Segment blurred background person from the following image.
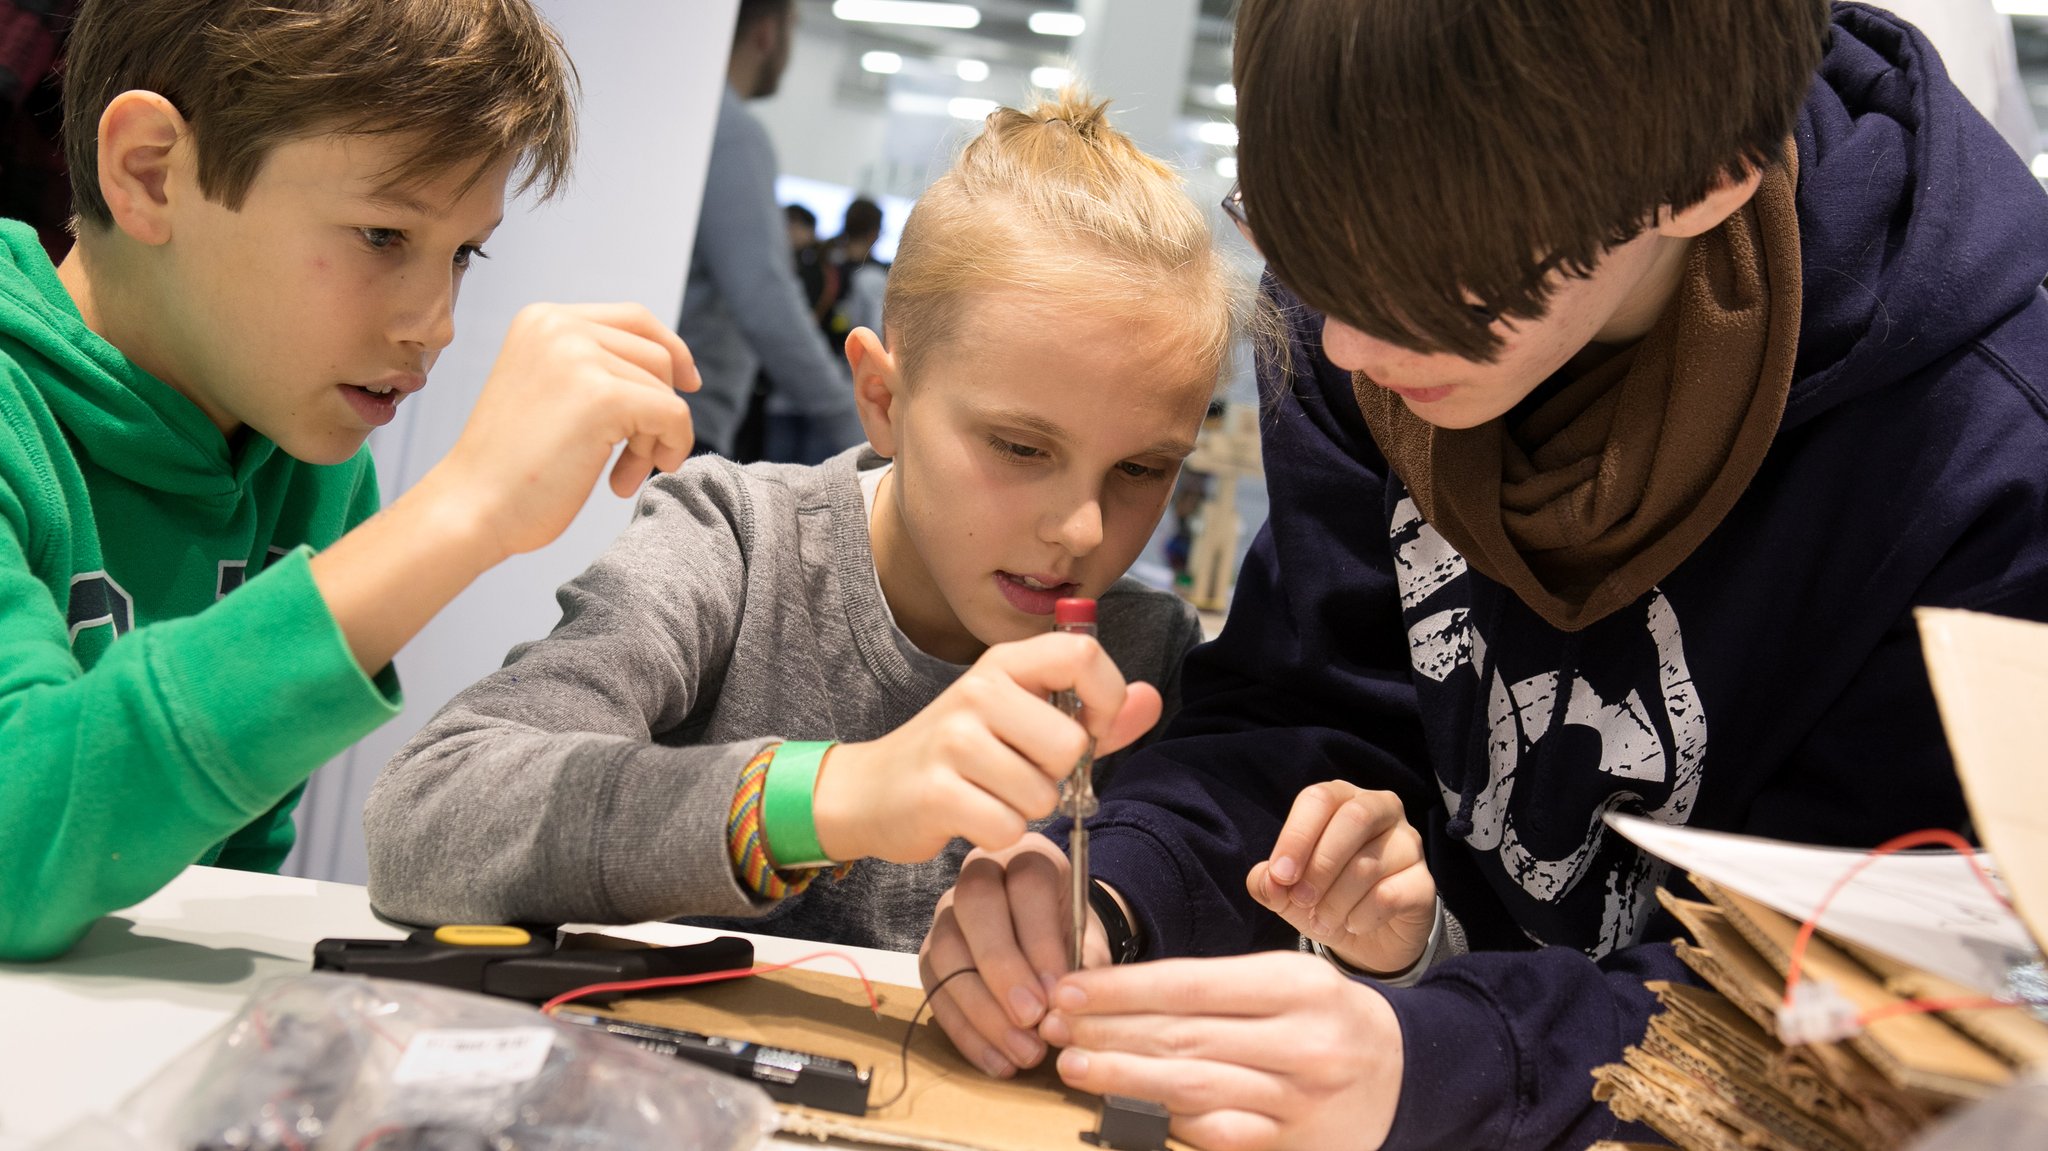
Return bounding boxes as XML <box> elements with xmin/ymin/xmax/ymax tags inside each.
<box><xmin>679</xmin><ymin>0</ymin><xmax>861</xmax><ymax>460</ymax></box>
<box><xmin>767</xmin><ymin>196</ymin><xmax>889</xmax><ymax>463</ymax></box>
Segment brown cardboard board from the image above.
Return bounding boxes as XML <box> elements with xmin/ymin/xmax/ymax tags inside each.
<box><xmin>572</xmin><ymin>964</ymin><xmax>1187</xmax><ymax>1151</ymax></box>
<box><xmin>1917</xmin><ymin>608</ymin><xmax>2048</xmax><ymax>955</ymax></box>
<box><xmin>1693</xmin><ymin>878</ymin><xmax>2012</xmax><ymax>1100</ymax></box>
<box><xmin>1842</xmin><ymin>940</ymin><xmax>2048</xmax><ymax>1069</ymax></box>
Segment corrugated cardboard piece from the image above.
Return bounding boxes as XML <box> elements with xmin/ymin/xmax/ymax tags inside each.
<box><xmin>1592</xmin><ymin>608</ymin><xmax>2048</xmax><ymax>1150</ymax></box>
<box><xmin>585</xmin><ymin>963</ymin><xmax>1187</xmax><ymax>1151</ymax></box>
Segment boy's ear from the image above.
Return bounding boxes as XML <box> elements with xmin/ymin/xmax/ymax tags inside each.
<box><xmin>1657</xmin><ymin>166</ymin><xmax>1766</xmax><ymax>240</ymax></box>
<box><xmin>97</xmin><ymin>91</ymin><xmax>190</xmax><ymax>247</ymax></box>
<box><xmin>846</xmin><ymin>326</ymin><xmax>904</xmax><ymax>458</ymax></box>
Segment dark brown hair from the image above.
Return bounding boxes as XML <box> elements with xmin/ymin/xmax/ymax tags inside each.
<box><xmin>1233</xmin><ymin>0</ymin><xmax>1829</xmax><ymax>360</ymax></box>
<box><xmin>63</xmin><ymin>0</ymin><xmax>578</xmax><ymax>229</ymax></box>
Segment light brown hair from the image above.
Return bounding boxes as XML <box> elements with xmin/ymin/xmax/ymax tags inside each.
<box><xmin>63</xmin><ymin>0</ymin><xmax>578</xmax><ymax>229</ymax></box>
<box><xmin>884</xmin><ymin>90</ymin><xmax>1240</xmax><ymax>383</ymax></box>
<box><xmin>1233</xmin><ymin>0</ymin><xmax>1829</xmax><ymax>361</ymax></box>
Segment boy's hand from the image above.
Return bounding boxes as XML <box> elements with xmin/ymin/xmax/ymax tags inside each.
<box><xmin>918</xmin><ymin>834</ymin><xmax>1112</xmax><ymax>1079</ymax></box>
<box><xmin>811</xmin><ymin>632</ymin><xmax>1161</xmax><ymax>863</ymax></box>
<box><xmin>1248</xmin><ymin>781</ymin><xmax>1435</xmax><ymax>975</ymax></box>
<box><xmin>1040</xmin><ymin>952</ymin><xmax>1405</xmax><ymax>1151</ymax></box>
<box><xmin>426</xmin><ymin>302</ymin><xmax>700</xmax><ymax>562</ymax></box>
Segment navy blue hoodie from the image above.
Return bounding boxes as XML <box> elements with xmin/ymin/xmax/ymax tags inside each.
<box><xmin>1076</xmin><ymin>7</ymin><xmax>2048</xmax><ymax>1149</ymax></box>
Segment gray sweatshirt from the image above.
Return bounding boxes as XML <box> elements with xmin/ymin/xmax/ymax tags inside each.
<box><xmin>364</xmin><ymin>447</ymin><xmax>1203</xmax><ymax>952</ymax></box>
<box><xmin>678</xmin><ymin>86</ymin><xmax>863</xmax><ymax>456</ymax></box>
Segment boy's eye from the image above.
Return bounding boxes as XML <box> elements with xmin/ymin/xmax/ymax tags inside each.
<box><xmin>454</xmin><ymin>244</ymin><xmax>490</xmax><ymax>271</ymax></box>
<box><xmin>358</xmin><ymin>227</ymin><xmax>402</xmax><ymax>251</ymax></box>
<box><xmin>989</xmin><ymin>435</ymin><xmax>1046</xmax><ymax>462</ymax></box>
<box><xmin>1117</xmin><ymin>460</ymin><xmax>1169</xmax><ymax>481</ymax></box>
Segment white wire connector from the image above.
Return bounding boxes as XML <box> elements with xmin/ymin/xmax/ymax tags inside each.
<box><xmin>1776</xmin><ymin>979</ymin><xmax>1864</xmax><ymax>1046</ymax></box>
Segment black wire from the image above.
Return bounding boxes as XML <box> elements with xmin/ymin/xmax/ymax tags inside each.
<box><xmin>867</xmin><ymin>967</ymin><xmax>978</xmax><ymax>1112</ymax></box>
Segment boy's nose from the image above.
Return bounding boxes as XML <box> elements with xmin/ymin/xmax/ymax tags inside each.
<box><xmin>395</xmin><ymin>273</ymin><xmax>459</xmax><ymax>353</ymax></box>
<box><xmin>1049</xmin><ymin>495</ymin><xmax>1104</xmax><ymax>556</ymax></box>
<box><xmin>1321</xmin><ymin>314</ymin><xmax>1413</xmax><ymax>376</ymax></box>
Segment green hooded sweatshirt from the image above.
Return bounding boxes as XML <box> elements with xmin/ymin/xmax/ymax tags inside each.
<box><xmin>0</xmin><ymin>220</ymin><xmax>401</xmax><ymax>960</ymax></box>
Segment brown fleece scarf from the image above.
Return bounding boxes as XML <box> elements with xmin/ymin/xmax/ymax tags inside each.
<box><xmin>1355</xmin><ymin>156</ymin><xmax>1802</xmax><ymax>632</ymax></box>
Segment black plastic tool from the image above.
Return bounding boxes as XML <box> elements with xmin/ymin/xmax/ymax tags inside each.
<box><xmin>312</xmin><ymin>925</ymin><xmax>754</xmax><ymax>1004</ymax></box>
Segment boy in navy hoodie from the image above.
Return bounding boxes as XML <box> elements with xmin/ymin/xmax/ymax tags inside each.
<box><xmin>917</xmin><ymin>3</ymin><xmax>2048</xmax><ymax>1148</ymax></box>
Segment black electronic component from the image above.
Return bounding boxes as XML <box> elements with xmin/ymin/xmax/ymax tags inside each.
<box><xmin>554</xmin><ymin>1010</ymin><xmax>872</xmax><ymax>1115</ymax></box>
<box><xmin>311</xmin><ymin>926</ymin><xmax>754</xmax><ymax>1004</ymax></box>
<box><xmin>1082</xmin><ymin>1094</ymin><xmax>1172</xmax><ymax>1151</ymax></box>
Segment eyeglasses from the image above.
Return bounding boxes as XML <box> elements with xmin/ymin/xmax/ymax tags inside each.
<box><xmin>1222</xmin><ymin>178</ymin><xmax>1503</xmax><ymax>331</ymax></box>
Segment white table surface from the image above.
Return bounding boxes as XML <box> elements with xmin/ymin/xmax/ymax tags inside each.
<box><xmin>0</xmin><ymin>866</ymin><xmax>921</xmax><ymax>1150</ymax></box>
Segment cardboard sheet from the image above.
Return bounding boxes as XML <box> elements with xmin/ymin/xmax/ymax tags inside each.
<box><xmin>576</xmin><ymin>964</ymin><xmax>1186</xmax><ymax>1151</ymax></box>
<box><xmin>1917</xmin><ymin>607</ymin><xmax>2048</xmax><ymax>953</ymax></box>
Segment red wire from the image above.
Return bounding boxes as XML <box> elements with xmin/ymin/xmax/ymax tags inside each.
<box><xmin>1858</xmin><ymin>996</ymin><xmax>2015</xmax><ymax>1024</ymax></box>
<box><xmin>1779</xmin><ymin>827</ymin><xmax>2028</xmax><ymax>1032</ymax></box>
<box><xmin>535</xmin><ymin>950</ymin><xmax>881</xmax><ymax>1017</ymax></box>
<box><xmin>1782</xmin><ymin>827</ymin><xmax>2008</xmax><ymax>1007</ymax></box>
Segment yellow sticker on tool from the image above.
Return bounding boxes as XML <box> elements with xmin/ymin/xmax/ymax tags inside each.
<box><xmin>432</xmin><ymin>925</ymin><xmax>533</xmax><ymax>947</ymax></box>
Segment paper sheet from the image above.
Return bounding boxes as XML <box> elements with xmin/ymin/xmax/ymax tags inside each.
<box><xmin>1608</xmin><ymin>813</ymin><xmax>2039</xmax><ymax>996</ymax></box>
<box><xmin>1917</xmin><ymin>607</ymin><xmax>2048</xmax><ymax>954</ymax></box>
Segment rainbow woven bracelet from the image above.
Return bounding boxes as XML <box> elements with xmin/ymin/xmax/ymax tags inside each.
<box><xmin>727</xmin><ymin>744</ymin><xmax>851</xmax><ymax>899</ymax></box>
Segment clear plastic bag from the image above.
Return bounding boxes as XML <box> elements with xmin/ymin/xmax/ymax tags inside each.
<box><xmin>42</xmin><ymin>973</ymin><xmax>778</xmax><ymax>1151</ymax></box>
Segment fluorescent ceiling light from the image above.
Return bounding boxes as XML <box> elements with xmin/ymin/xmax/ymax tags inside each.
<box><xmin>1028</xmin><ymin>11</ymin><xmax>1086</xmax><ymax>36</ymax></box>
<box><xmin>956</xmin><ymin>58</ymin><xmax>990</xmax><ymax>82</ymax></box>
<box><xmin>1993</xmin><ymin>1</ymin><xmax>2048</xmax><ymax>16</ymax></box>
<box><xmin>1030</xmin><ymin>65</ymin><xmax>1073</xmax><ymax>90</ymax></box>
<box><xmin>860</xmin><ymin>51</ymin><xmax>903</xmax><ymax>74</ymax></box>
<box><xmin>1215</xmin><ymin>83</ymin><xmax>1237</xmax><ymax>107</ymax></box>
<box><xmin>1215</xmin><ymin>156</ymin><xmax>1238</xmax><ymax>180</ymax></box>
<box><xmin>833</xmin><ymin>1</ymin><xmax>981</xmax><ymax>30</ymax></box>
<box><xmin>1196</xmin><ymin>121</ymin><xmax>1239</xmax><ymax>148</ymax></box>
<box><xmin>950</xmin><ymin>97</ymin><xmax>1000</xmax><ymax>121</ymax></box>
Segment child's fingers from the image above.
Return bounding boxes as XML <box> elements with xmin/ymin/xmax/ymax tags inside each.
<box><xmin>955</xmin><ymin>851</ymin><xmax>1056</xmax><ymax>1033</ymax></box>
<box><xmin>978</xmin><ymin>633</ymin><xmax>1134</xmax><ymax>745</ymax></box>
<box><xmin>1296</xmin><ymin>789</ymin><xmax>1410</xmax><ymax>913</ymax></box>
<box><xmin>1003</xmin><ymin>847</ymin><xmax>1074</xmax><ymax>990</ymax></box>
<box><xmin>1265</xmin><ymin>781</ymin><xmax>1357</xmax><ymax>893</ymax></box>
<box><xmin>1308</xmin><ymin>827</ymin><xmax>1422</xmax><ymax>937</ymax></box>
<box><xmin>584</xmin><ymin>320</ymin><xmax>698</xmax><ymax>393</ymax></box>
<box><xmin>599</xmin><ymin>375</ymin><xmax>694</xmax><ymax>490</ymax></box>
<box><xmin>943</xmin><ymin>776</ymin><xmax>1035</xmax><ymax>854</ymax></box>
<box><xmin>1342</xmin><ymin>863</ymin><xmax>1435</xmax><ymax>940</ymax></box>
<box><xmin>1246</xmin><ymin>860</ymin><xmax>1291</xmax><ymax>916</ymax></box>
<box><xmin>921</xmin><ymin>907</ymin><xmax>1026</xmax><ymax>1078</ymax></box>
<box><xmin>1095</xmin><ymin>682</ymin><xmax>1163</xmax><ymax>755</ymax></box>
<box><xmin>963</xmin><ymin>674</ymin><xmax>1096</xmax><ymax>781</ymax></box>
<box><xmin>952</xmin><ymin>750</ymin><xmax>1063</xmax><ymax>832</ymax></box>
<box><xmin>551</xmin><ymin>302</ymin><xmax>702</xmax><ymax>393</ymax></box>
<box><xmin>609</xmin><ymin>443</ymin><xmax>654</xmax><ymax>498</ymax></box>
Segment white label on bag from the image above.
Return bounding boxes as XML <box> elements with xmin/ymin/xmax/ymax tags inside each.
<box><xmin>392</xmin><ymin>1027</ymin><xmax>556</xmax><ymax>1087</ymax></box>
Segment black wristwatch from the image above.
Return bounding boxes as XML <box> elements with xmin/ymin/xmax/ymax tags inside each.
<box><xmin>1086</xmin><ymin>878</ymin><xmax>1144</xmax><ymax>965</ymax></box>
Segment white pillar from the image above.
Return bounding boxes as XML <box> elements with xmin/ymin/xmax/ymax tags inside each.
<box><xmin>1073</xmin><ymin>0</ymin><xmax>1203</xmax><ymax>161</ymax></box>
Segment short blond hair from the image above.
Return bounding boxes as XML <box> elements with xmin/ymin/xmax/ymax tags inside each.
<box><xmin>884</xmin><ymin>90</ymin><xmax>1238</xmax><ymax>382</ymax></box>
<box><xmin>64</xmin><ymin>0</ymin><xmax>578</xmax><ymax>230</ymax></box>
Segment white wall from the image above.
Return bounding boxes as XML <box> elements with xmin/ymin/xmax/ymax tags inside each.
<box><xmin>284</xmin><ymin>0</ymin><xmax>741</xmax><ymax>884</ymax></box>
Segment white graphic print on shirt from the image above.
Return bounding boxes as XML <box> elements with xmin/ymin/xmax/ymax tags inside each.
<box><xmin>1390</xmin><ymin>496</ymin><xmax>1706</xmax><ymax>957</ymax></box>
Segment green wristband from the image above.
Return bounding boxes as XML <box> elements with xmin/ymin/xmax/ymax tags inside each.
<box><xmin>762</xmin><ymin>741</ymin><xmax>836</xmax><ymax>869</ymax></box>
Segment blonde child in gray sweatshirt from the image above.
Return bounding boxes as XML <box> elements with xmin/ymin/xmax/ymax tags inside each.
<box><xmin>365</xmin><ymin>92</ymin><xmax>1238</xmax><ymax>963</ymax></box>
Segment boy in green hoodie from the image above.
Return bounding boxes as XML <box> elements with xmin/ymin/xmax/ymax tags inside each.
<box><xmin>0</xmin><ymin>0</ymin><xmax>699</xmax><ymax>961</ymax></box>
